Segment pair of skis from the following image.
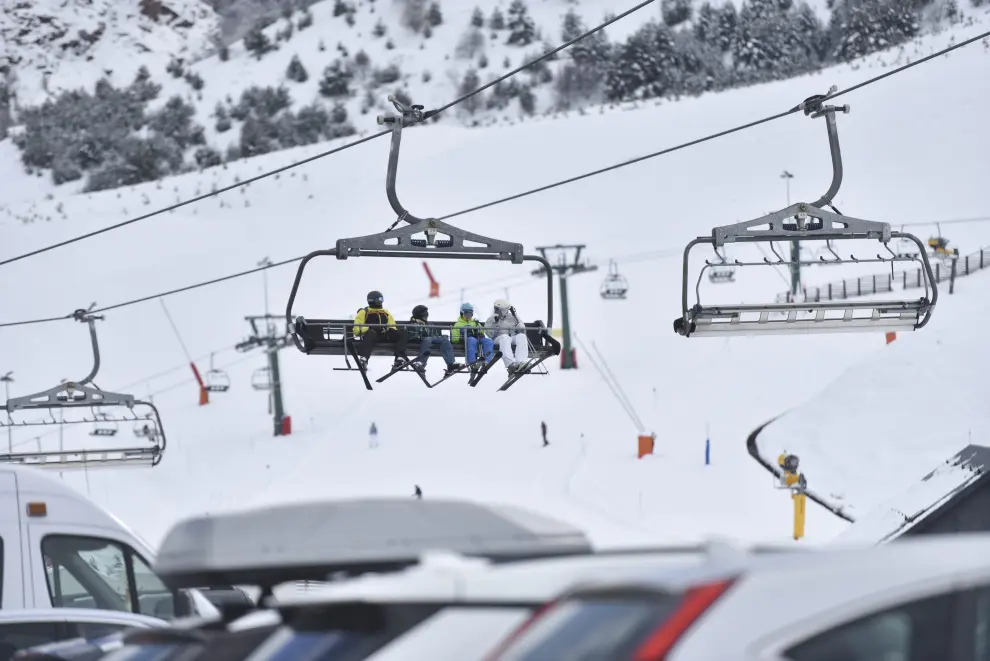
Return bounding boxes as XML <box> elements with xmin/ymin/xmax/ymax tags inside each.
<box><xmin>349</xmin><ymin>347</ymin><xmax>503</xmax><ymax>390</ymax></box>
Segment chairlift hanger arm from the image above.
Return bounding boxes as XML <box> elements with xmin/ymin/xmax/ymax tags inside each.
<box><xmin>70</xmin><ymin>307</ymin><xmax>105</xmax><ymax>387</ymax></box>
<box><xmin>378</xmin><ymin>95</ymin><xmax>429</xmax><ymax>227</ymax></box>
<box><xmin>798</xmin><ymin>87</ymin><xmax>850</xmax><ymax>209</ymax></box>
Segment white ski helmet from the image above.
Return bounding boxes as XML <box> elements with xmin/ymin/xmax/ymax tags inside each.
<box><xmin>494</xmin><ymin>299</ymin><xmax>511</xmax><ymax>312</ymax></box>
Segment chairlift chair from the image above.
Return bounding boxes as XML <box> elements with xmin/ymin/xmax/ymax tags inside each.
<box><xmin>599</xmin><ymin>261</ymin><xmax>629</xmax><ymax>300</ymax></box>
<box><xmin>0</xmin><ymin>308</ymin><xmax>166</xmax><ymax>469</ymax></box>
<box><xmin>284</xmin><ymin>95</ymin><xmax>561</xmax><ymax>392</ymax></box>
<box><xmin>90</xmin><ymin>412</ymin><xmax>119</xmax><ymax>437</ymax></box>
<box><xmin>204</xmin><ymin>353</ymin><xmax>231</xmax><ymax>393</ymax></box>
<box><xmin>673</xmin><ymin>89</ymin><xmax>937</xmax><ymax>338</ymax></box>
<box><xmin>708</xmin><ymin>264</ymin><xmax>736</xmax><ymax>284</ymax></box>
<box><xmin>251</xmin><ymin>367</ymin><xmax>272</xmax><ymax>391</ymax></box>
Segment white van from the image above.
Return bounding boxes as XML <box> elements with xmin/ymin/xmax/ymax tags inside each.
<box><xmin>0</xmin><ymin>464</ymin><xmax>216</xmax><ymax>619</ymax></box>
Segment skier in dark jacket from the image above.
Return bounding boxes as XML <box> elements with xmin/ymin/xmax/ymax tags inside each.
<box><xmin>406</xmin><ymin>305</ymin><xmax>462</xmax><ymax>376</ymax></box>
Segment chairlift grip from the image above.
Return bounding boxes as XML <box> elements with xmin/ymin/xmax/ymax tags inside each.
<box><xmin>70</xmin><ymin>308</ymin><xmax>104</xmax><ymax>387</ymax></box>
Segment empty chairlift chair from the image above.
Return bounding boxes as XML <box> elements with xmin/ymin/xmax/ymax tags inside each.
<box><xmin>600</xmin><ymin>261</ymin><xmax>629</xmax><ymax>300</ymax></box>
<box><xmin>673</xmin><ymin>89</ymin><xmax>938</xmax><ymax>338</ymax></box>
<box><xmin>204</xmin><ymin>353</ymin><xmax>231</xmax><ymax>393</ymax></box>
<box><xmin>0</xmin><ymin>307</ymin><xmax>167</xmax><ymax>469</ymax></box>
<box><xmin>251</xmin><ymin>367</ymin><xmax>272</xmax><ymax>391</ymax></box>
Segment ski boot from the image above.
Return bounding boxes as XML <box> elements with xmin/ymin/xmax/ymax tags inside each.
<box><xmin>444</xmin><ymin>362</ymin><xmax>464</xmax><ymax>377</ymax></box>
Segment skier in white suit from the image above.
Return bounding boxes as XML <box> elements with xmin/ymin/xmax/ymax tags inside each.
<box><xmin>485</xmin><ymin>299</ymin><xmax>530</xmax><ymax>373</ymax></box>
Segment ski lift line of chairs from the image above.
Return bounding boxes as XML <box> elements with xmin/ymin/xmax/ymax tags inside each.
<box><xmin>284</xmin><ymin>96</ymin><xmax>561</xmax><ymax>392</ymax></box>
<box><xmin>673</xmin><ymin>89</ymin><xmax>938</xmax><ymax>338</ymax></box>
<box><xmin>0</xmin><ymin>307</ymin><xmax>166</xmax><ymax>469</ymax></box>
<box><xmin>600</xmin><ymin>260</ymin><xmax>629</xmax><ymax>300</ymax></box>
<box><xmin>204</xmin><ymin>352</ymin><xmax>231</xmax><ymax>393</ymax></box>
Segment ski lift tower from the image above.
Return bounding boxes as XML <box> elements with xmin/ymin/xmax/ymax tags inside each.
<box><xmin>236</xmin><ymin>315</ymin><xmax>292</xmax><ymax>437</ymax></box>
<box><xmin>532</xmin><ymin>245</ymin><xmax>597</xmax><ymax>370</ymax></box>
<box><xmin>781</xmin><ymin>170</ymin><xmax>800</xmax><ymax>298</ymax></box>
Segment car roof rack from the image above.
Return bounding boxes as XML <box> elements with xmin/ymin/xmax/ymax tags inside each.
<box><xmin>154</xmin><ymin>498</ymin><xmax>592</xmax><ymax>596</ymax></box>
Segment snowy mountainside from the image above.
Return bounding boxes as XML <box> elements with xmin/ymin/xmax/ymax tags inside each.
<box><xmin>3</xmin><ymin>0</ymin><xmax>986</xmax><ymax>205</ymax></box>
<box><xmin>755</xmin><ymin>266</ymin><xmax>990</xmax><ymax>523</ymax></box>
<box><xmin>0</xmin><ymin>23</ymin><xmax>987</xmax><ymax>550</ymax></box>
<box><xmin>1</xmin><ymin>0</ymin><xmax>219</xmax><ymax>108</ymax></box>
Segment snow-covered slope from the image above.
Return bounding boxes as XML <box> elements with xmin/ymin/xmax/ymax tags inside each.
<box><xmin>1</xmin><ymin>0</ymin><xmax>219</xmax><ymax>108</ymax></box>
<box><xmin>0</xmin><ymin>22</ymin><xmax>988</xmax><ymax>551</ymax></box>
<box><xmin>755</xmin><ymin>265</ymin><xmax>990</xmax><ymax>522</ymax></box>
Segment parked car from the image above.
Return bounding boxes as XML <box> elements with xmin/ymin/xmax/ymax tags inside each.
<box><xmin>485</xmin><ymin>532</ymin><xmax>990</xmax><ymax>661</ymax></box>
<box><xmin>0</xmin><ymin>609</ymin><xmax>166</xmax><ymax>661</ymax></box>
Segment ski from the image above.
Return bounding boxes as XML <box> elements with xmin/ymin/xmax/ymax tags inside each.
<box><xmin>469</xmin><ymin>351</ymin><xmax>503</xmax><ymax>387</ymax></box>
<box><xmin>427</xmin><ymin>363</ymin><xmax>471</xmax><ymax>388</ymax></box>
<box><xmin>497</xmin><ymin>353</ymin><xmax>551</xmax><ymax>392</ymax></box>
<box><xmin>348</xmin><ymin>345</ymin><xmax>373</xmax><ymax>391</ymax></box>
<box><xmin>375</xmin><ymin>353</ymin><xmax>429</xmax><ymax>384</ymax></box>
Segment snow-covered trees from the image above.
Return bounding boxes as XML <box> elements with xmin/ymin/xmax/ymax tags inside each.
<box><xmin>829</xmin><ymin>0</ymin><xmax>919</xmax><ymax>62</ymax></box>
<box><xmin>286</xmin><ymin>54</ymin><xmax>309</xmax><ymax>83</ymax></box>
<box><xmin>244</xmin><ymin>20</ymin><xmax>275</xmax><ymax>59</ymax></box>
<box><xmin>318</xmin><ymin>60</ymin><xmax>353</xmax><ymax>98</ymax></box>
<box><xmin>555</xmin><ymin>10</ymin><xmax>611</xmax><ymax>108</ymax></box>
<box><xmin>14</xmin><ymin>69</ymin><xmax>206</xmax><ymax>190</ymax></box>
<box><xmin>506</xmin><ymin>0</ymin><xmax>536</xmax><ymax>46</ymax></box>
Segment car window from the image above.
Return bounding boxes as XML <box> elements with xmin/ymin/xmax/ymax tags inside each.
<box><xmin>786</xmin><ymin>592</ymin><xmax>955</xmax><ymax>661</ymax></box>
<box><xmin>0</xmin><ymin>621</ymin><xmax>62</xmax><ymax>661</ymax></box>
<box><xmin>43</xmin><ymin>535</ymin><xmax>132</xmax><ymax>612</ymax></box>
<box><xmin>72</xmin><ymin>620</ymin><xmax>134</xmax><ymax>640</ymax></box>
<box><xmin>492</xmin><ymin>594</ymin><xmax>683</xmax><ymax>661</ymax></box>
<box><xmin>131</xmin><ymin>551</ymin><xmax>174</xmax><ymax>619</ymax></box>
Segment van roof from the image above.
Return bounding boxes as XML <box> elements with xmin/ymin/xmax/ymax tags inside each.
<box><xmin>154</xmin><ymin>498</ymin><xmax>593</xmax><ymax>590</ymax></box>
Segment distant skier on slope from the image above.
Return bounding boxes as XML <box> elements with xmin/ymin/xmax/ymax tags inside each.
<box><xmin>369</xmin><ymin>422</ymin><xmax>378</xmax><ymax>449</ymax></box>
<box><xmin>541</xmin><ymin>421</ymin><xmax>548</xmax><ymax>447</ymax></box>
<box><xmin>485</xmin><ymin>299</ymin><xmax>529</xmax><ymax>373</ymax></box>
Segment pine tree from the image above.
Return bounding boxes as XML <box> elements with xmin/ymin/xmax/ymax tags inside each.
<box><xmin>401</xmin><ymin>0</ymin><xmax>428</xmax><ymax>33</ymax></box>
<box><xmin>458</xmin><ymin>69</ymin><xmax>482</xmax><ymax>114</ymax></box>
<box><xmin>489</xmin><ymin>7</ymin><xmax>505</xmax><ymax>30</ymax></box>
<box><xmin>661</xmin><ymin>0</ymin><xmax>693</xmax><ymax>27</ymax></box>
<box><xmin>318</xmin><ymin>61</ymin><xmax>353</xmax><ymax>97</ymax></box>
<box><xmin>518</xmin><ymin>84</ymin><xmax>535</xmax><ymax>114</ymax></box>
<box><xmin>286</xmin><ymin>54</ymin><xmax>309</xmax><ymax>82</ymax></box>
<box><xmin>372</xmin><ymin>19</ymin><xmax>387</xmax><ymax>37</ymax></box>
<box><xmin>244</xmin><ymin>21</ymin><xmax>274</xmax><ymax>59</ymax></box>
<box><xmin>715</xmin><ymin>2</ymin><xmax>738</xmax><ymax>52</ymax></box>
<box><xmin>333</xmin><ymin>0</ymin><xmax>349</xmax><ymax>17</ymax></box>
<box><xmin>471</xmin><ymin>7</ymin><xmax>484</xmax><ymax>28</ymax></box>
<box><xmin>694</xmin><ymin>2</ymin><xmax>719</xmax><ymax>44</ymax></box>
<box><xmin>215</xmin><ymin>103</ymin><xmax>232</xmax><ymax>133</ymax></box>
<box><xmin>427</xmin><ymin>2</ymin><xmax>443</xmax><ymax>27</ymax></box>
<box><xmin>506</xmin><ymin>0</ymin><xmax>536</xmax><ymax>46</ymax></box>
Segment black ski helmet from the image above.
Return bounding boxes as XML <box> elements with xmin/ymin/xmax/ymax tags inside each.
<box><xmin>412</xmin><ymin>304</ymin><xmax>429</xmax><ymax>319</ymax></box>
<box><xmin>367</xmin><ymin>290</ymin><xmax>384</xmax><ymax>307</ymax></box>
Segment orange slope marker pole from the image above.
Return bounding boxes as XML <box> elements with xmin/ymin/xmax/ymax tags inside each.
<box><xmin>160</xmin><ymin>298</ymin><xmax>209</xmax><ymax>405</ymax></box>
<box><xmin>423</xmin><ymin>262</ymin><xmax>439</xmax><ymax>298</ymax></box>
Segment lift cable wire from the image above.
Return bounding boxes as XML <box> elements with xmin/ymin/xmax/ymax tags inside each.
<box><xmin>573</xmin><ymin>333</ymin><xmax>646</xmax><ymax>434</ymax></box>
<box><xmin>0</xmin><ymin>29</ymin><xmax>987</xmax><ymax>330</ymax></box>
<box><xmin>440</xmin><ymin>27</ymin><xmax>990</xmax><ymax>223</ymax></box>
<box><xmin>0</xmin><ymin>0</ymin><xmax>659</xmax><ymax>271</ymax></box>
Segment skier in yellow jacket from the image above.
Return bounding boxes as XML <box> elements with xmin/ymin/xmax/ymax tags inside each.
<box><xmin>353</xmin><ymin>290</ymin><xmax>408</xmax><ymax>370</ymax></box>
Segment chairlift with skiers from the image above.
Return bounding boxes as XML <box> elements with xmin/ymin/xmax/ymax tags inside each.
<box><xmin>285</xmin><ymin>96</ymin><xmax>561</xmax><ymax>392</ymax></box>
<box><xmin>0</xmin><ymin>306</ymin><xmax>166</xmax><ymax>469</ymax></box>
<box><xmin>599</xmin><ymin>261</ymin><xmax>629</xmax><ymax>300</ymax></box>
<box><xmin>673</xmin><ymin>89</ymin><xmax>938</xmax><ymax>338</ymax></box>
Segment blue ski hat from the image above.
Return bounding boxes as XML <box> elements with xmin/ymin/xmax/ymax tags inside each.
<box><xmin>460</xmin><ymin>302</ymin><xmax>474</xmax><ymax>314</ymax></box>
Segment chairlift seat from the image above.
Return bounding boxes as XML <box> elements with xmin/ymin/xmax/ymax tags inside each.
<box><xmin>676</xmin><ymin>300</ymin><xmax>928</xmax><ymax>337</ymax></box>
<box><xmin>0</xmin><ymin>447</ymin><xmax>161</xmax><ymax>469</ymax></box>
<box><xmin>292</xmin><ymin>318</ymin><xmax>556</xmax><ymax>359</ymax></box>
